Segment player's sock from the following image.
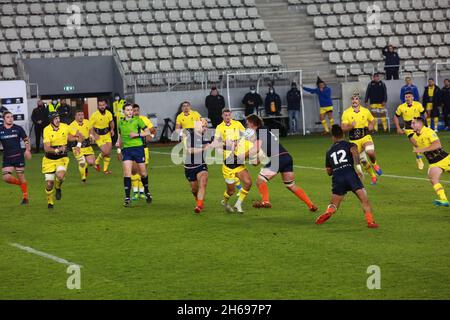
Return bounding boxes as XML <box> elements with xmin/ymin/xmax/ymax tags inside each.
<box><xmin>124</xmin><ymin>177</ymin><xmax>131</xmax><ymax>199</ymax></box>
<box><xmin>321</xmin><ymin>120</ymin><xmax>329</xmax><ymax>133</ymax></box>
<box><xmin>381</xmin><ymin>117</ymin><xmax>388</xmax><ymax>131</ymax></box>
<box><xmin>258</xmin><ymin>182</ymin><xmax>270</xmax><ymax>203</ymax></box>
<box><xmin>55</xmin><ymin>178</ymin><xmax>63</xmax><ymax>190</ymax></box>
<box><xmin>78</xmin><ymin>164</ymin><xmax>86</xmax><ymax>180</ymax></box>
<box><xmin>326</xmin><ymin>204</ymin><xmax>337</xmax><ymax>215</ymax></box>
<box><xmin>293</xmin><ymin>187</ymin><xmax>314</xmax><ymax>209</ymax></box>
<box><xmin>131</xmin><ymin>174</ymin><xmax>140</xmax><ymax>193</ymax></box>
<box><xmin>5</xmin><ymin>176</ymin><xmax>21</xmax><ymax>186</ymax></box>
<box><xmin>236</xmin><ymin>188</ymin><xmax>249</xmax><ymax>205</ymax></box>
<box><xmin>365</xmin><ymin>212</ymin><xmax>375</xmax><ymax>224</ymax></box>
<box><xmin>434</xmin><ymin>117</ymin><xmax>439</xmax><ymax>130</ymax></box>
<box><xmin>103</xmin><ymin>156</ymin><xmax>111</xmax><ymax>172</ymax></box>
<box><xmin>329</xmin><ymin>118</ymin><xmax>335</xmax><ymax>127</ymax></box>
<box><xmin>364</xmin><ymin>163</ymin><xmax>376</xmax><ymax>178</ymax></box>
<box><xmin>45</xmin><ymin>188</ymin><xmax>55</xmax><ymax>205</ymax></box>
<box><xmin>141</xmin><ymin>175</ymin><xmax>149</xmax><ymax>194</ymax></box>
<box><xmin>196</xmin><ymin>199</ymin><xmax>204</xmax><ymax>208</ymax></box>
<box><xmin>138</xmin><ymin>179</ymin><xmax>144</xmax><ymax>193</ymax></box>
<box><xmin>373</xmin><ymin>117</ymin><xmax>378</xmax><ymax>131</ymax></box>
<box><xmin>433</xmin><ymin>183</ymin><xmax>448</xmax><ymax>201</ymax></box>
<box><xmin>95</xmin><ymin>153</ymin><xmax>103</xmax><ymax>165</ymax></box>
<box><xmin>192</xmin><ymin>192</ymin><xmax>198</xmax><ymax>201</ymax></box>
<box><xmin>20</xmin><ymin>182</ymin><xmax>28</xmax><ymax>199</ymax></box>
<box><xmin>427</xmin><ymin>117</ymin><xmax>431</xmax><ymax>127</ymax></box>
<box><xmin>223</xmin><ymin>191</ymin><xmax>231</xmax><ymax>203</ymax></box>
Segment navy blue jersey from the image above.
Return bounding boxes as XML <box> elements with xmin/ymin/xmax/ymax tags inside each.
<box><xmin>0</xmin><ymin>124</ymin><xmax>26</xmax><ymax>159</ymax></box>
<box><xmin>325</xmin><ymin>140</ymin><xmax>356</xmax><ymax>175</ymax></box>
<box><xmin>256</xmin><ymin>126</ymin><xmax>288</xmax><ymax>158</ymax></box>
<box><xmin>184</xmin><ymin>129</ymin><xmax>211</xmax><ymax>167</ymax></box>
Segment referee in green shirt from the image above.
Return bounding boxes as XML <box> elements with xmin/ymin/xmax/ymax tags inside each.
<box><xmin>116</xmin><ymin>103</ymin><xmax>152</xmax><ymax>207</ymax></box>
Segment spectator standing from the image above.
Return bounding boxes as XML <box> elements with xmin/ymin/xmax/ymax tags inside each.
<box><xmin>264</xmin><ymin>85</ymin><xmax>282</xmax><ymax>116</ymax></box>
<box><xmin>442</xmin><ymin>79</ymin><xmax>450</xmax><ymax>130</ymax></box>
<box><xmin>423</xmin><ymin>78</ymin><xmax>442</xmax><ymax>131</ymax></box>
<box><xmin>286</xmin><ymin>82</ymin><xmax>301</xmax><ymax>134</ymax></box>
<box><xmin>205</xmin><ymin>86</ymin><xmax>225</xmax><ymax>128</ymax></box>
<box><xmin>242</xmin><ymin>85</ymin><xmax>263</xmax><ymax>116</ymax></box>
<box><xmin>382</xmin><ymin>45</ymin><xmax>400</xmax><ymax>80</ymax></box>
<box><xmin>303</xmin><ymin>78</ymin><xmax>334</xmax><ymax>134</ymax></box>
<box><xmin>400</xmin><ymin>77</ymin><xmax>420</xmax><ymax>103</ymax></box>
<box><xmin>365</xmin><ymin>73</ymin><xmax>388</xmax><ymax>132</ymax></box>
<box><xmin>31</xmin><ymin>100</ymin><xmax>48</xmax><ymax>153</ymax></box>
<box><xmin>58</xmin><ymin>100</ymin><xmax>73</xmax><ymax>124</ymax></box>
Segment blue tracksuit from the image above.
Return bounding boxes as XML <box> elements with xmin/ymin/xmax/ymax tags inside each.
<box><xmin>303</xmin><ymin>86</ymin><xmax>333</xmax><ymax>108</ymax></box>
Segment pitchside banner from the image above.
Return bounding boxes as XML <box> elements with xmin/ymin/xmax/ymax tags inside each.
<box><xmin>0</xmin><ymin>80</ymin><xmax>29</xmax><ymax>127</ymax></box>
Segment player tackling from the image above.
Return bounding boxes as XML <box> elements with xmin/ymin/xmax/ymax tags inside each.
<box><xmin>0</xmin><ymin>111</ymin><xmax>31</xmax><ymax>204</ymax></box>
<box><xmin>411</xmin><ymin>117</ymin><xmax>450</xmax><ymax>207</ymax></box>
<box><xmin>316</xmin><ymin>125</ymin><xmax>379</xmax><ymax>228</ymax></box>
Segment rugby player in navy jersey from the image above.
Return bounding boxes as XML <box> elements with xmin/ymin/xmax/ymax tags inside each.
<box><xmin>0</xmin><ymin>111</ymin><xmax>32</xmax><ymax>204</ymax></box>
<box><xmin>183</xmin><ymin>118</ymin><xmax>211</xmax><ymax>214</ymax></box>
<box><xmin>317</xmin><ymin>125</ymin><xmax>379</xmax><ymax>228</ymax></box>
<box><xmin>245</xmin><ymin>115</ymin><xmax>318</xmax><ymax>212</ymax></box>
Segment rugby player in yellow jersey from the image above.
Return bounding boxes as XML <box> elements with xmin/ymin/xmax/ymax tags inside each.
<box><xmin>131</xmin><ymin>104</ymin><xmax>157</xmax><ymax>200</ymax></box>
<box><xmin>394</xmin><ymin>91</ymin><xmax>427</xmax><ymax>170</ymax></box>
<box><xmin>411</xmin><ymin>117</ymin><xmax>450</xmax><ymax>207</ymax></box>
<box><xmin>341</xmin><ymin>94</ymin><xmax>382</xmax><ymax>185</ymax></box>
<box><xmin>69</xmin><ymin>109</ymin><xmax>96</xmax><ymax>183</ymax></box>
<box><xmin>175</xmin><ymin>101</ymin><xmax>202</xmax><ymax>132</ymax></box>
<box><xmin>212</xmin><ymin>108</ymin><xmax>251</xmax><ymax>213</ymax></box>
<box><xmin>42</xmin><ymin>112</ymin><xmax>78</xmax><ymax>209</ymax></box>
<box><xmin>89</xmin><ymin>98</ymin><xmax>115</xmax><ymax>174</ymax></box>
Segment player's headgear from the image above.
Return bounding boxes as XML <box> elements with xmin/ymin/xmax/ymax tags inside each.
<box><xmin>48</xmin><ymin>112</ymin><xmax>59</xmax><ymax>121</ymax></box>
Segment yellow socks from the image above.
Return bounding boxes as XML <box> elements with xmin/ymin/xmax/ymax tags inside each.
<box><xmin>238</xmin><ymin>188</ymin><xmax>249</xmax><ymax>202</ymax></box>
<box><xmin>55</xmin><ymin>178</ymin><xmax>63</xmax><ymax>190</ymax></box>
<box><xmin>131</xmin><ymin>174</ymin><xmax>140</xmax><ymax>193</ymax></box>
<box><xmin>364</xmin><ymin>162</ymin><xmax>376</xmax><ymax>178</ymax></box>
<box><xmin>427</xmin><ymin>118</ymin><xmax>431</xmax><ymax>127</ymax></box>
<box><xmin>321</xmin><ymin>120</ymin><xmax>329</xmax><ymax>132</ymax></box>
<box><xmin>381</xmin><ymin>116</ymin><xmax>387</xmax><ymax>131</ymax></box>
<box><xmin>46</xmin><ymin>188</ymin><xmax>55</xmax><ymax>205</ymax></box>
<box><xmin>103</xmin><ymin>156</ymin><xmax>111</xmax><ymax>172</ymax></box>
<box><xmin>329</xmin><ymin>118</ymin><xmax>334</xmax><ymax>126</ymax></box>
<box><xmin>373</xmin><ymin>117</ymin><xmax>378</xmax><ymax>131</ymax></box>
<box><xmin>95</xmin><ymin>153</ymin><xmax>103</xmax><ymax>165</ymax></box>
<box><xmin>78</xmin><ymin>164</ymin><xmax>86</xmax><ymax>180</ymax></box>
<box><xmin>223</xmin><ymin>191</ymin><xmax>231</xmax><ymax>203</ymax></box>
<box><xmin>433</xmin><ymin>183</ymin><xmax>448</xmax><ymax>201</ymax></box>
<box><xmin>434</xmin><ymin>117</ymin><xmax>439</xmax><ymax>129</ymax></box>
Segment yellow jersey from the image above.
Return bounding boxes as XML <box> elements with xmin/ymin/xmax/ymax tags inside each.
<box><xmin>43</xmin><ymin>123</ymin><xmax>70</xmax><ymax>160</ymax></box>
<box><xmin>89</xmin><ymin>110</ymin><xmax>113</xmax><ymax>134</ymax></box>
<box><xmin>341</xmin><ymin>106</ymin><xmax>374</xmax><ymax>140</ymax></box>
<box><xmin>215</xmin><ymin>120</ymin><xmax>245</xmax><ymax>160</ymax></box>
<box><xmin>139</xmin><ymin>115</ymin><xmax>154</xmax><ymax>130</ymax></box>
<box><xmin>176</xmin><ymin>111</ymin><xmax>201</xmax><ymax>129</ymax></box>
<box><xmin>427</xmin><ymin>86</ymin><xmax>435</xmax><ymax>110</ymax></box>
<box><xmin>412</xmin><ymin>126</ymin><xmax>449</xmax><ymax>164</ymax></box>
<box><xmin>395</xmin><ymin>101</ymin><xmax>424</xmax><ymax>130</ymax></box>
<box><xmin>69</xmin><ymin>119</ymin><xmax>91</xmax><ymax>139</ymax></box>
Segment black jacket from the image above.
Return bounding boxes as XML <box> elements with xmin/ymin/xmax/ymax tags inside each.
<box><xmin>423</xmin><ymin>86</ymin><xmax>442</xmax><ymax>108</ymax></box>
<box><xmin>58</xmin><ymin>104</ymin><xmax>73</xmax><ymax>124</ymax></box>
<box><xmin>382</xmin><ymin>47</ymin><xmax>400</xmax><ymax>70</ymax></box>
<box><xmin>365</xmin><ymin>81</ymin><xmax>387</xmax><ymax>105</ymax></box>
<box><xmin>31</xmin><ymin>106</ymin><xmax>49</xmax><ymax>127</ymax></box>
<box><xmin>286</xmin><ymin>88</ymin><xmax>301</xmax><ymax>110</ymax></box>
<box><xmin>205</xmin><ymin>94</ymin><xmax>225</xmax><ymax>124</ymax></box>
<box><xmin>242</xmin><ymin>92</ymin><xmax>263</xmax><ymax>109</ymax></box>
<box><xmin>265</xmin><ymin>91</ymin><xmax>282</xmax><ymax>115</ymax></box>
<box><xmin>442</xmin><ymin>86</ymin><xmax>450</xmax><ymax>108</ymax></box>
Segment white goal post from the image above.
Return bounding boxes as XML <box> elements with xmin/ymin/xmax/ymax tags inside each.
<box><xmin>225</xmin><ymin>69</ymin><xmax>307</xmax><ymax>136</ymax></box>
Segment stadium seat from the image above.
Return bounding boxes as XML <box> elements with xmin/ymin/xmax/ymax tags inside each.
<box><xmin>270</xmin><ymin>55</ymin><xmax>282</xmax><ymax>66</ymax></box>
<box><xmin>335</xmin><ymin>39</ymin><xmax>347</xmax><ymax>51</ymax></box>
<box><xmin>243</xmin><ymin>56</ymin><xmax>256</xmax><ymax>68</ymax></box>
<box><xmin>144</xmin><ymin>48</ymin><xmax>156</xmax><ymax>59</ymax></box>
<box><xmin>188</xmin><ymin>58</ymin><xmax>200</xmax><ymax>70</ymax></box>
<box><xmin>350</xmin><ymin>64</ymin><xmax>363</xmax><ymax>75</ymax></box>
<box><xmin>349</xmin><ymin>39</ymin><xmax>361</xmax><ymax>50</ymax></box>
<box><xmin>329</xmin><ymin>52</ymin><xmax>342</xmax><ymax>63</ymax></box>
<box><xmin>335</xmin><ymin>65</ymin><xmax>348</xmax><ymax>77</ymax></box>
<box><xmin>3</xmin><ymin>67</ymin><xmax>16</xmax><ymax>79</ymax></box>
<box><xmin>438</xmin><ymin>46</ymin><xmax>449</xmax><ymax>58</ymax></box>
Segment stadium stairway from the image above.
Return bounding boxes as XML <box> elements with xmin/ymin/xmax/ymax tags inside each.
<box><xmin>254</xmin><ymin>0</ymin><xmax>337</xmax><ymax>83</ymax></box>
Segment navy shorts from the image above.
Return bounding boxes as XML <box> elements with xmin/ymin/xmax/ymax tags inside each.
<box><xmin>3</xmin><ymin>154</ymin><xmax>25</xmax><ymax>168</ymax></box>
<box><xmin>184</xmin><ymin>164</ymin><xmax>208</xmax><ymax>182</ymax></box>
<box><xmin>332</xmin><ymin>171</ymin><xmax>364</xmax><ymax>196</ymax></box>
<box><xmin>264</xmin><ymin>153</ymin><xmax>294</xmax><ymax>173</ymax></box>
<box><xmin>122</xmin><ymin>146</ymin><xmax>146</xmax><ymax>164</ymax></box>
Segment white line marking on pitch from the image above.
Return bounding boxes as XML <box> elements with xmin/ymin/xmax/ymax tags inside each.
<box><xmin>10</xmin><ymin>243</ymin><xmax>83</xmax><ymax>268</ymax></box>
<box><xmin>151</xmin><ymin>150</ymin><xmax>450</xmax><ymax>184</ymax></box>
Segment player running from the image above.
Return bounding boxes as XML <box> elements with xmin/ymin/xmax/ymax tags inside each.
<box><xmin>394</xmin><ymin>91</ymin><xmax>427</xmax><ymax>170</ymax></box>
<box><xmin>116</xmin><ymin>104</ymin><xmax>152</xmax><ymax>207</ymax></box>
<box><xmin>43</xmin><ymin>112</ymin><xmax>76</xmax><ymax>209</ymax></box>
<box><xmin>0</xmin><ymin>111</ymin><xmax>31</xmax><ymax>204</ymax></box>
<box><xmin>213</xmin><ymin>108</ymin><xmax>251</xmax><ymax>213</ymax></box>
<box><xmin>69</xmin><ymin>109</ymin><xmax>96</xmax><ymax>183</ymax></box>
<box><xmin>341</xmin><ymin>94</ymin><xmax>382</xmax><ymax>185</ymax></box>
<box><xmin>411</xmin><ymin>117</ymin><xmax>450</xmax><ymax>207</ymax></box>
<box><xmin>90</xmin><ymin>98</ymin><xmax>115</xmax><ymax>174</ymax></box>
<box><xmin>183</xmin><ymin>119</ymin><xmax>211</xmax><ymax>214</ymax></box>
<box><xmin>130</xmin><ymin>104</ymin><xmax>157</xmax><ymax>201</ymax></box>
<box><xmin>244</xmin><ymin>115</ymin><xmax>318</xmax><ymax>212</ymax></box>
<box><xmin>316</xmin><ymin>125</ymin><xmax>379</xmax><ymax>228</ymax></box>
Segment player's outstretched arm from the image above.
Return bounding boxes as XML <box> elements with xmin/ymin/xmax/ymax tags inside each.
<box><xmin>414</xmin><ymin>140</ymin><xmax>442</xmax><ymax>154</ymax></box>
<box><xmin>393</xmin><ymin>115</ymin><xmax>404</xmax><ymax>134</ymax></box>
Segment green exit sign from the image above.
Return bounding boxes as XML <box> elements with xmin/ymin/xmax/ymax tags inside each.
<box><xmin>64</xmin><ymin>85</ymin><xmax>75</xmax><ymax>92</ymax></box>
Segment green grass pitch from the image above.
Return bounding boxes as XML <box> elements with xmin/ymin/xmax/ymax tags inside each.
<box><xmin>0</xmin><ymin>133</ymin><xmax>449</xmax><ymax>299</ymax></box>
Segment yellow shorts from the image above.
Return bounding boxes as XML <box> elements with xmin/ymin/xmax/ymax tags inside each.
<box><xmin>350</xmin><ymin>135</ymin><xmax>374</xmax><ymax>153</ymax></box>
<box><xmin>429</xmin><ymin>155</ymin><xmax>450</xmax><ymax>172</ymax></box>
<box><xmin>95</xmin><ymin>133</ymin><xmax>112</xmax><ymax>147</ymax></box>
<box><xmin>320</xmin><ymin>106</ymin><xmax>333</xmax><ymax>115</ymax></box>
<box><xmin>222</xmin><ymin>164</ymin><xmax>246</xmax><ymax>184</ymax></box>
<box><xmin>426</xmin><ymin>103</ymin><xmax>433</xmax><ymax>111</ymax></box>
<box><xmin>42</xmin><ymin>157</ymin><xmax>70</xmax><ymax>174</ymax></box>
<box><xmin>73</xmin><ymin>146</ymin><xmax>95</xmax><ymax>158</ymax></box>
<box><xmin>370</xmin><ymin>104</ymin><xmax>384</xmax><ymax>109</ymax></box>
<box><xmin>144</xmin><ymin>147</ymin><xmax>149</xmax><ymax>165</ymax></box>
